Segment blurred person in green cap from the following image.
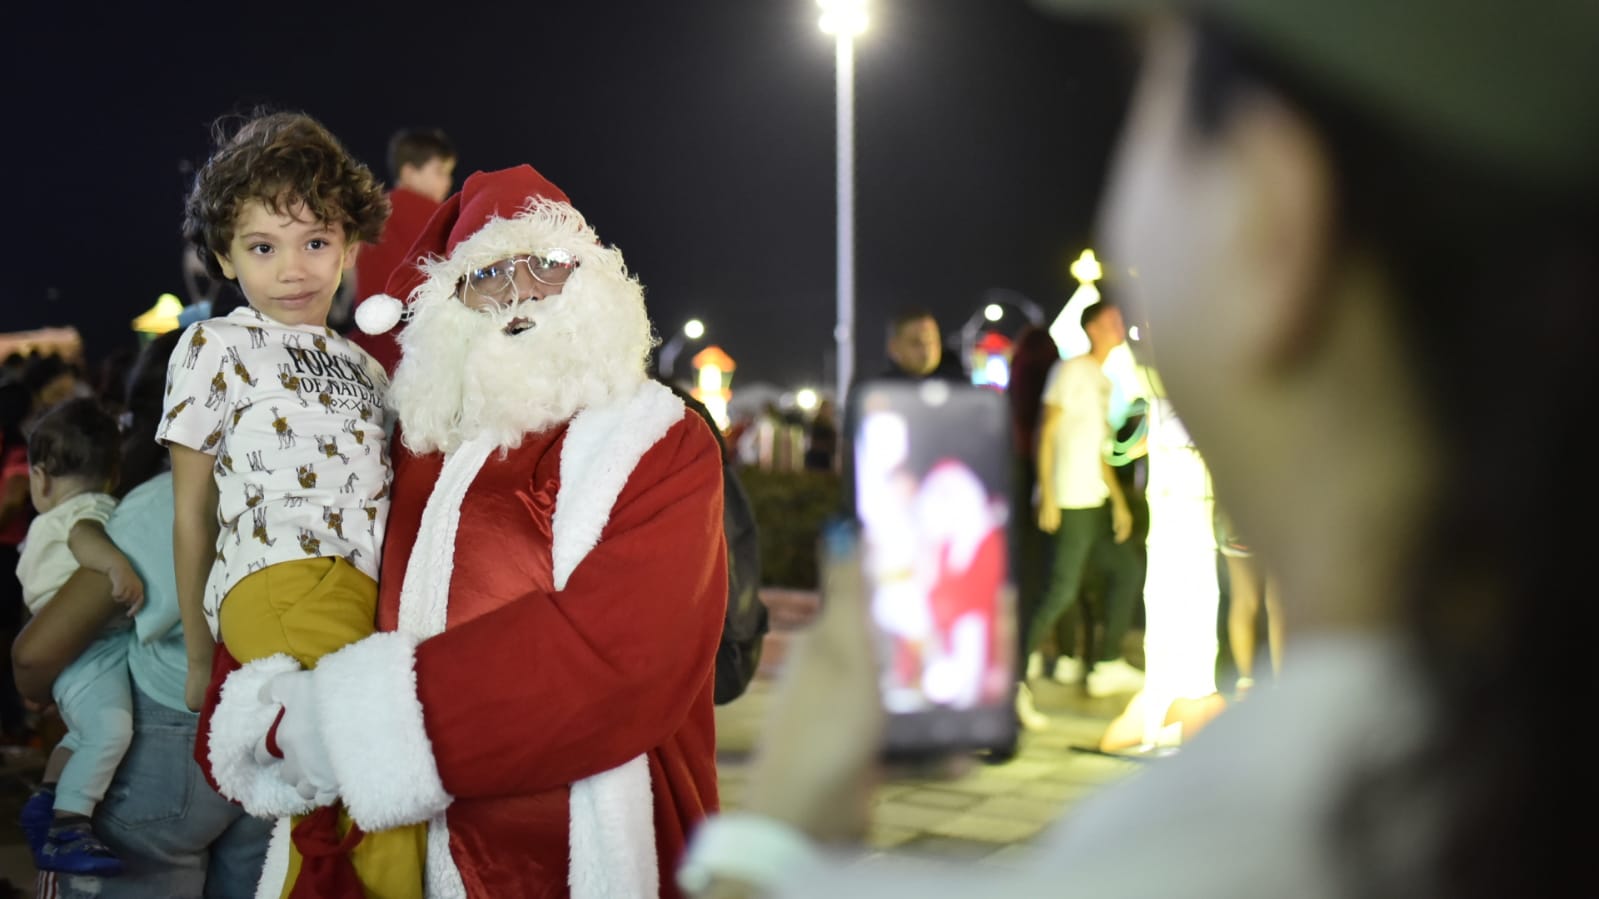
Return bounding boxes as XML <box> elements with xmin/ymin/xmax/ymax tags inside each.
<box><xmin>676</xmin><ymin>1</ymin><xmax>1598</xmax><ymax>897</ymax></box>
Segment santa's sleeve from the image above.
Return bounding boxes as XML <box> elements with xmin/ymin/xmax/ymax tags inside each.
<box><xmin>308</xmin><ymin>414</ymin><xmax>728</xmax><ymax>830</ymax></box>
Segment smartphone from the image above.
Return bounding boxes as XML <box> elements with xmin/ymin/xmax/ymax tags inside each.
<box><xmin>849</xmin><ymin>377</ymin><xmax>1018</xmax><ymax>758</ymax></box>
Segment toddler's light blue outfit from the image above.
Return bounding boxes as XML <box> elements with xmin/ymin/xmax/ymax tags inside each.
<box><xmin>16</xmin><ymin>490</ymin><xmax>133</xmax><ymax>819</ymax></box>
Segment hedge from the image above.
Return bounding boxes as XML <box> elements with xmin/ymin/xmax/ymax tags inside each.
<box><xmin>736</xmin><ymin>466</ymin><xmax>844</xmax><ymax>590</ymax></box>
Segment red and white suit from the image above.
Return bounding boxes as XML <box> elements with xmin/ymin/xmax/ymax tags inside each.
<box><xmin>206</xmin><ymin>379</ymin><xmax>727</xmax><ymax>898</ymax></box>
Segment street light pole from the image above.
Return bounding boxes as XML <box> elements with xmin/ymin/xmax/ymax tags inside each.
<box><xmin>820</xmin><ymin>0</ymin><xmax>866</xmax><ymax>398</ymax></box>
<box><xmin>834</xmin><ymin>28</ymin><xmax>855</xmax><ymax>399</ymax></box>
<box><xmin>658</xmin><ymin>318</ymin><xmax>705</xmax><ymax>381</ymax></box>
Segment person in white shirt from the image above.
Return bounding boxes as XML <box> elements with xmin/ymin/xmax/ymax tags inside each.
<box><xmin>1031</xmin><ymin>300</ymin><xmax>1144</xmax><ymax>704</ymax></box>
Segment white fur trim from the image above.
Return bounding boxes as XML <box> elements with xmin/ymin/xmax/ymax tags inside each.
<box><xmin>397</xmin><ymin>437</ymin><xmax>496</xmax><ymax>639</ymax></box>
<box><xmin>207</xmin><ymin>653</ymin><xmax>317</xmax><ymax>818</ymax></box>
<box><xmin>355</xmin><ymin>293</ymin><xmax>405</xmax><ymax>334</ymax></box>
<box><xmin>383</xmin><ymin>379</ymin><xmax>679</xmax><ymax>896</ymax></box>
<box><xmin>569</xmin><ymin>755</ymin><xmax>658</xmax><ymax>898</ymax></box>
<box><xmin>310</xmin><ymin>631</ymin><xmax>451</xmax><ymax>830</ymax></box>
<box><xmin>253</xmin><ymin>818</ymin><xmax>291</xmax><ymax>899</ymax></box>
<box><xmin>426</xmin><ymin>811</ymin><xmax>468</xmax><ymax>898</ymax></box>
<box><xmin>552</xmin><ymin>380</ymin><xmax>684</xmax><ymax>589</ymax></box>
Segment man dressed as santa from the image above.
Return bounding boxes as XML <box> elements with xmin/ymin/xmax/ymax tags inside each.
<box><xmin>201</xmin><ymin>164</ymin><xmax>728</xmax><ymax>898</ymax></box>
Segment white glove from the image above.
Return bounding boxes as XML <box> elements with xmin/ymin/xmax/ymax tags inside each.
<box><xmin>253</xmin><ymin>670</ymin><xmax>340</xmax><ymax>807</ymax></box>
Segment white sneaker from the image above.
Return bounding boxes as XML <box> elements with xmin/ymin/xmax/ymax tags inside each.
<box><xmin>1086</xmin><ymin>659</ymin><xmax>1146</xmax><ymax>698</ymax></box>
<box><xmin>1025</xmin><ymin>652</ymin><xmax>1045</xmax><ymax>681</ymax></box>
<box><xmin>1015</xmin><ymin>683</ymin><xmax>1050</xmax><ymax>731</ymax></box>
<box><xmin>1051</xmin><ymin>656</ymin><xmax>1084</xmax><ymax>686</ymax></box>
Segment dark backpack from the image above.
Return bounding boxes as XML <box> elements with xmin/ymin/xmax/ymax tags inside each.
<box><xmin>663</xmin><ymin>381</ymin><xmax>769</xmax><ymax>704</ymax></box>
<box><xmin>715</xmin><ymin>461</ymin><xmax>767</xmax><ymax>704</ymax></box>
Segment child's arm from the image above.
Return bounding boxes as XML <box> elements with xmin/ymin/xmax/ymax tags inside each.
<box><xmin>12</xmin><ymin>568</ymin><xmax>122</xmax><ymax>704</ymax></box>
<box><xmin>172</xmin><ymin>445</ymin><xmax>222</xmax><ymax>711</ymax></box>
<box><xmin>68</xmin><ymin>519</ymin><xmax>145</xmax><ymax>616</ymax></box>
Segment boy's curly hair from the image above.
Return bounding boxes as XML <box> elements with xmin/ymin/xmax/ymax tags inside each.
<box><xmin>27</xmin><ymin>397</ymin><xmax>121</xmax><ymax>487</ymax></box>
<box><xmin>183</xmin><ymin>109</ymin><xmax>390</xmax><ymax>281</ymax></box>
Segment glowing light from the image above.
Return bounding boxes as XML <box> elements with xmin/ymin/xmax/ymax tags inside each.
<box><xmin>659</xmin><ymin>319</ymin><xmax>707</xmax><ymax>379</ymax></box>
<box><xmin>982</xmin><ymin>356</ymin><xmax>1010</xmax><ymax>389</ymax></box>
<box><xmin>795</xmin><ymin>388</ymin><xmax>819</xmax><ymax>411</ymax></box>
<box><xmin>1069</xmin><ymin>249</ymin><xmax>1102</xmax><ymax>284</ymax></box>
<box><xmin>983</xmin><ymin>303</ymin><xmax>1003</xmax><ymax>322</ymax></box>
<box><xmin>818</xmin><ymin>0</ymin><xmax>867</xmax><ymax>35</ymax></box>
<box><xmin>1051</xmin><ymin>248</ymin><xmax>1106</xmax><ymax>360</ymax></box>
<box><xmin>1136</xmin><ymin>388</ymin><xmax>1221</xmax><ymax>748</ymax></box>
<box><xmin>132</xmin><ymin>293</ymin><xmax>186</xmax><ymax>335</ymax></box>
<box><xmin>692</xmin><ymin>345</ymin><xmax>736</xmax><ymax>431</ymax></box>
<box><xmin>1128</xmin><ymin>325</ymin><xmax>1141</xmax><ymax>341</ymax></box>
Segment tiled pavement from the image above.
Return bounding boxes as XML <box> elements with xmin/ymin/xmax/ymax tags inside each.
<box><xmin>0</xmin><ymin>591</ymin><xmax>1151</xmax><ymax>892</ymax></box>
<box><xmin>714</xmin><ymin>660</ymin><xmax>1146</xmax><ymax>870</ymax></box>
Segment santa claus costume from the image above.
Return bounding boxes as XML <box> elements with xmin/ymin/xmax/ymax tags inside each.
<box><xmin>200</xmin><ymin>165</ymin><xmax>728</xmax><ymax>898</ymax></box>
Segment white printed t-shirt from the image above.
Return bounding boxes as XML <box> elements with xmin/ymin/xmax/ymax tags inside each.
<box><xmin>157</xmin><ymin>306</ymin><xmax>390</xmax><ymax>638</ymax></box>
<box><xmin>16</xmin><ymin>491</ymin><xmax>120</xmax><ymax>614</ymax></box>
<box><xmin>1042</xmin><ymin>354</ymin><xmax>1113</xmax><ymax>510</ymax></box>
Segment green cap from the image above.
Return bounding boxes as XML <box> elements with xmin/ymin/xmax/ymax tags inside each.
<box><xmin>1031</xmin><ymin>0</ymin><xmax>1599</xmax><ymax>194</ymax></box>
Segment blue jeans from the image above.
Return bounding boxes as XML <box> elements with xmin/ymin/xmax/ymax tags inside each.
<box><xmin>56</xmin><ymin>685</ymin><xmax>271</xmax><ymax>899</ymax></box>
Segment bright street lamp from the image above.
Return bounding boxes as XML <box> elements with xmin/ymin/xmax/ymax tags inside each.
<box><xmin>658</xmin><ymin>318</ymin><xmax>706</xmax><ymax>380</ymax></box>
<box><xmin>819</xmin><ymin>0</ymin><xmax>866</xmax><ymax>398</ymax></box>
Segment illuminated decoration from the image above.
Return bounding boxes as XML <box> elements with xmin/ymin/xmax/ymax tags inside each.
<box><xmin>1049</xmin><ymin>249</ymin><xmax>1144</xmax><ymax>428</ymax></box>
<box><xmin>959</xmin><ymin>289</ymin><xmax>1043</xmax><ymax>384</ymax></box>
<box><xmin>1051</xmin><ymin>249</ymin><xmax>1104</xmax><ymax>359</ymax></box>
<box><xmin>692</xmin><ymin>345</ymin><xmax>736</xmax><ymax>430</ymax></box>
<box><xmin>132</xmin><ymin>292</ymin><xmax>186</xmax><ymax>335</ymax></box>
<box><xmin>969</xmin><ymin>330</ymin><xmax>1013</xmax><ymax>390</ymax></box>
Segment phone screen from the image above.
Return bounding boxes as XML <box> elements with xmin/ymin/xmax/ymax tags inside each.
<box><xmin>851</xmin><ymin>378</ymin><xmax>1018</xmax><ymax>756</ymax></box>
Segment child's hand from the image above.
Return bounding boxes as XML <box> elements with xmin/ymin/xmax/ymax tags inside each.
<box><xmin>108</xmin><ymin>560</ymin><xmax>145</xmax><ymax>617</ymax></box>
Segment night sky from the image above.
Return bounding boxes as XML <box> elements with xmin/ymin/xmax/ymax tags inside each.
<box><xmin>5</xmin><ymin>2</ymin><xmax>1138</xmax><ymax>393</ymax></box>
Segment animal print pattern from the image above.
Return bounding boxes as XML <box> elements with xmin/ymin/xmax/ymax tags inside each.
<box><xmin>159</xmin><ymin>307</ymin><xmax>391</xmax><ymax>636</ymax></box>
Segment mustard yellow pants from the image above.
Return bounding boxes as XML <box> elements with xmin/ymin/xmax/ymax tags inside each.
<box><xmin>220</xmin><ymin>557</ymin><xmax>427</xmax><ymax>899</ymax></box>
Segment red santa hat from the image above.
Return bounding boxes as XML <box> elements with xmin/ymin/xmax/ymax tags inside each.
<box><xmin>355</xmin><ymin>164</ymin><xmax>572</xmax><ymax>335</ymax></box>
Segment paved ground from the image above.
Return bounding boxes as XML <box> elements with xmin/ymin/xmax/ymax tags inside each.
<box><xmin>714</xmin><ymin>660</ymin><xmax>1145</xmax><ymax>869</ymax></box>
<box><xmin>0</xmin><ymin>592</ymin><xmax>1154</xmax><ymax>893</ymax></box>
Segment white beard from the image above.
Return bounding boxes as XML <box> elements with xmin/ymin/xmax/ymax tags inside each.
<box><xmin>389</xmin><ymin>267</ymin><xmax>654</xmax><ymax>455</ymax></box>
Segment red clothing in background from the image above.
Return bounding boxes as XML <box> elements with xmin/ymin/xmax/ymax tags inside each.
<box><xmin>350</xmin><ymin>187</ymin><xmax>442</xmax><ymax>375</ymax></box>
<box><xmin>1006</xmin><ymin>324</ymin><xmax>1060</xmax><ymax>462</ymax></box>
<box><xmin>0</xmin><ymin>443</ymin><xmax>31</xmax><ymax>547</ymax></box>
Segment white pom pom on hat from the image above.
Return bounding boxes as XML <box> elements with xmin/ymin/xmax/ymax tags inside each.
<box><xmin>354</xmin><ymin>293</ymin><xmax>406</xmax><ymax>335</ymax></box>
<box><xmin>363</xmin><ymin>164</ymin><xmax>575</xmax><ymax>336</ymax></box>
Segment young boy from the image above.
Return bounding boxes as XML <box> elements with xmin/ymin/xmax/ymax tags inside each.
<box><xmin>159</xmin><ymin>110</ymin><xmax>423</xmax><ymax>896</ymax></box>
<box><xmin>16</xmin><ymin>397</ymin><xmax>145</xmax><ymax>876</ymax></box>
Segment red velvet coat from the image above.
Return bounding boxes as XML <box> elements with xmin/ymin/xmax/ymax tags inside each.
<box><xmin>205</xmin><ymin>381</ymin><xmax>726</xmax><ymax>898</ymax></box>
